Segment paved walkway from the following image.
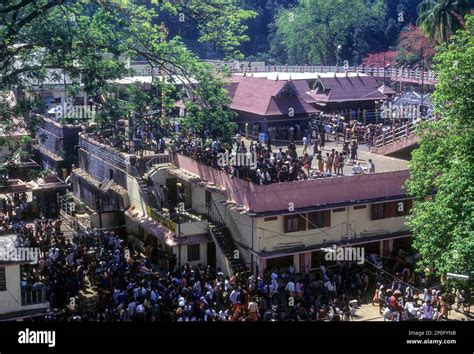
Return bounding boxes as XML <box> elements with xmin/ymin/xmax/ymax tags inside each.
<box><xmin>242</xmin><ymin>136</ymin><xmax>408</xmax><ymax>175</ymax></box>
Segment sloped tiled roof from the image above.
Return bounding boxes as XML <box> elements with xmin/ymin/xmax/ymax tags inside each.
<box><xmin>378</xmin><ymin>84</ymin><xmax>397</xmax><ymax>95</ymax></box>
<box><xmin>308</xmin><ymin>75</ymin><xmax>386</xmax><ymax>103</ymax></box>
<box><xmin>226</xmin><ymin>76</ymin><xmax>319</xmax><ymax>116</ymax></box>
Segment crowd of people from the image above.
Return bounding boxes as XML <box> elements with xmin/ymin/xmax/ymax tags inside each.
<box><xmin>91</xmin><ymin>117</ymin><xmax>170</xmax><ymax>155</ymax></box>
<box><xmin>9</xmin><ymin>223</ymin><xmax>464</xmax><ymax>322</ymax></box>
<box><xmin>170</xmin><ymin>130</ymin><xmax>374</xmax><ymax>186</ymax></box>
<box><xmin>254</xmin><ymin>112</ymin><xmax>420</xmax><ymax>150</ymax></box>
<box><xmin>14</xmin><ymin>225</ymin><xmax>370</xmax><ymax>321</ymax></box>
<box><xmin>255</xmin><ymin>113</ymin><xmax>369</xmax><ymax>145</ymax></box>
<box><xmin>0</xmin><ymin>203</ymin><xmax>465</xmax><ymax>323</ymax></box>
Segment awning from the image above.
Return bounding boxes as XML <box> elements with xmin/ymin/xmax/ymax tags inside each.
<box><xmin>258</xmin><ymin>231</ymin><xmax>411</xmax><ymax>259</ymax></box>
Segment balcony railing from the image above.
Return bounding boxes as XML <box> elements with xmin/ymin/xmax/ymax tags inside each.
<box><xmin>21</xmin><ymin>289</ymin><xmax>48</xmax><ymax>306</ymax></box>
<box><xmin>230</xmin><ymin>65</ymin><xmax>437</xmax><ymax>83</ymax></box>
<box><xmin>148</xmin><ymin>207</ymin><xmax>177</xmax><ymax>233</ymax></box>
<box><xmin>373</xmin><ymin>116</ymin><xmax>435</xmax><ymax>149</ymax></box>
<box><xmin>147</xmin><ymin>206</ymin><xmax>208</xmax><ymax>237</ymax></box>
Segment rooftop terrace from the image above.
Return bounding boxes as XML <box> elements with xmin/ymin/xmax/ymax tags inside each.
<box><xmin>174</xmin><ymin>143</ymin><xmax>410</xmax><ymax>214</ymax></box>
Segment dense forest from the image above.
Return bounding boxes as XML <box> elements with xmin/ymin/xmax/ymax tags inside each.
<box><xmin>165</xmin><ymin>0</ymin><xmax>474</xmax><ymax>66</ymax></box>
<box><xmin>242</xmin><ymin>0</ymin><xmax>423</xmax><ymax>64</ymax></box>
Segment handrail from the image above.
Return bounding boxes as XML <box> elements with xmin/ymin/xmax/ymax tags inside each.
<box><xmin>373</xmin><ymin>117</ymin><xmax>435</xmax><ymax>149</ymax></box>
<box><xmin>208</xmin><ymin>200</ymin><xmax>226</xmax><ymax>226</ymax></box>
<box><xmin>21</xmin><ymin>288</ymin><xmax>48</xmax><ymax>306</ymax></box>
<box><xmin>230</xmin><ymin>65</ymin><xmax>437</xmax><ymax>83</ymax></box>
<box><xmin>145</xmin><ymin>154</ymin><xmax>173</xmax><ymax>172</ymax></box>
<box><xmin>128</xmin><ymin>164</ymin><xmax>148</xmax><ymax>200</ymax></box>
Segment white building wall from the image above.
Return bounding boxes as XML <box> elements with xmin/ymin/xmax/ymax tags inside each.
<box><xmin>252</xmin><ymin>206</ymin><xmax>409</xmax><ymax>254</ymax></box>
<box><xmin>0</xmin><ymin>265</ymin><xmax>49</xmax><ymax>317</ymax></box>
<box><xmin>126</xmin><ymin>175</ymin><xmax>147</xmax><ymax>216</ymax></box>
<box><xmin>173</xmin><ymin>242</ymin><xmax>208</xmax><ymax>269</ymax></box>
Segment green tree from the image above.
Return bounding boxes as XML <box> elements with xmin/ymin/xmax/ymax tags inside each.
<box><xmin>406</xmin><ymin>15</ymin><xmax>474</xmax><ymax>283</ymax></box>
<box><xmin>417</xmin><ymin>0</ymin><xmax>470</xmax><ymax>45</ymax></box>
<box><xmin>181</xmin><ymin>62</ymin><xmax>237</xmax><ymax>145</ymax></box>
<box><xmin>0</xmin><ymin>0</ymin><xmax>254</xmax><ymax>162</ymax></box>
<box><xmin>272</xmin><ymin>0</ymin><xmax>386</xmax><ymax>65</ymax></box>
<box><xmin>396</xmin><ymin>25</ymin><xmax>435</xmax><ymax>66</ymax></box>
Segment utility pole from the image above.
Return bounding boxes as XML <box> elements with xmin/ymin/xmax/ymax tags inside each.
<box><xmin>420</xmin><ymin>60</ymin><xmax>425</xmax><ymax>117</ymax></box>
<box><xmin>176</xmin><ymin>182</ymin><xmax>183</xmax><ymax>270</ymax></box>
<box><xmin>160</xmin><ymin>23</ymin><xmax>169</xmax><ymax>120</ymax></box>
<box><xmin>96</xmin><ymin>183</ymin><xmax>103</xmax><ymax>229</ymax></box>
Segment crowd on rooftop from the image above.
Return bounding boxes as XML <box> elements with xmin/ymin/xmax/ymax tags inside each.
<box><xmin>170</xmin><ymin>128</ymin><xmax>377</xmax><ymax>185</ymax></box>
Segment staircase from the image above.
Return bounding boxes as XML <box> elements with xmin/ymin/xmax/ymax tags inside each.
<box><xmin>209</xmin><ymin>223</ymin><xmax>248</xmax><ymax>275</ymax></box>
<box><xmin>137</xmin><ymin>176</ymin><xmax>162</xmax><ymax>211</ymax></box>
<box><xmin>206</xmin><ymin>201</ymin><xmax>248</xmax><ymax>276</ymax></box>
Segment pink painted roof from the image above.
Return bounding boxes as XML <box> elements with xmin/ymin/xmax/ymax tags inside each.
<box><xmin>378</xmin><ymin>84</ymin><xmax>397</xmax><ymax>95</ymax></box>
<box><xmin>308</xmin><ymin>75</ymin><xmax>386</xmax><ymax>103</ymax></box>
<box><xmin>226</xmin><ymin>76</ymin><xmax>319</xmax><ymax>116</ymax></box>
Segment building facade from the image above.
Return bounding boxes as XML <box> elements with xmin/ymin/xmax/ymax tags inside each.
<box><xmin>145</xmin><ymin>154</ymin><xmax>414</xmax><ymax>277</ymax></box>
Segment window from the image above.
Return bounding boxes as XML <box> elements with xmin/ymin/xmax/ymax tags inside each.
<box><xmin>74</xmin><ymin>96</ymin><xmax>85</xmax><ymax>105</ymax></box>
<box><xmin>354</xmin><ymin>205</ymin><xmax>367</xmax><ymax>210</ymax></box>
<box><xmin>333</xmin><ymin>208</ymin><xmax>346</xmax><ymax>213</ymax></box>
<box><xmin>187</xmin><ymin>244</ymin><xmax>200</xmax><ymax>262</ymax></box>
<box><xmin>284</xmin><ymin>215</ymin><xmax>305</xmax><ymax>233</ymax></box>
<box><xmin>0</xmin><ymin>267</ymin><xmax>6</xmax><ymax>291</ymax></box>
<box><xmin>371</xmin><ymin>203</ymin><xmax>385</xmax><ymax>220</ymax></box>
<box><xmin>109</xmin><ymin>169</ymin><xmax>114</xmax><ymax>181</ymax></box>
<box><xmin>371</xmin><ymin>200</ymin><xmax>413</xmax><ymax>220</ymax></box>
<box><xmin>264</xmin><ymin>216</ymin><xmax>278</xmax><ymax>222</ymax></box>
<box><xmin>205</xmin><ymin>190</ymin><xmax>212</xmax><ymax>208</ymax></box>
<box><xmin>266</xmin><ymin>256</ymin><xmax>294</xmax><ymax>271</ymax></box>
<box><xmin>308</xmin><ymin>211</ymin><xmax>331</xmax><ymax>229</ymax></box>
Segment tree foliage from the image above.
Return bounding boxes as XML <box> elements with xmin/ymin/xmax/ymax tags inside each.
<box><xmin>0</xmin><ymin>0</ymin><xmax>253</xmax><ymax>163</ymax></box>
<box><xmin>181</xmin><ymin>63</ymin><xmax>237</xmax><ymax>145</ymax></box>
<box><xmin>362</xmin><ymin>51</ymin><xmax>398</xmax><ymax>67</ymax></box>
<box><xmin>406</xmin><ymin>15</ymin><xmax>474</xmax><ymax>282</ymax></box>
<box><xmin>396</xmin><ymin>25</ymin><xmax>435</xmax><ymax>66</ymax></box>
<box><xmin>272</xmin><ymin>0</ymin><xmax>387</xmax><ymax>65</ymax></box>
<box><xmin>417</xmin><ymin>0</ymin><xmax>471</xmax><ymax>45</ymax></box>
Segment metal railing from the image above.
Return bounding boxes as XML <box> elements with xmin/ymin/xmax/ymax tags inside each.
<box><xmin>373</xmin><ymin>117</ymin><xmax>435</xmax><ymax>149</ymax></box>
<box><xmin>231</xmin><ymin>65</ymin><xmax>437</xmax><ymax>83</ymax></box>
<box><xmin>145</xmin><ymin>154</ymin><xmax>174</xmax><ymax>172</ymax></box>
<box><xmin>207</xmin><ymin>200</ymin><xmax>226</xmax><ymax>226</ymax></box>
<box><xmin>21</xmin><ymin>288</ymin><xmax>48</xmax><ymax>306</ymax></box>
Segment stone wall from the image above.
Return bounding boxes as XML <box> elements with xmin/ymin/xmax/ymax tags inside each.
<box><xmin>38</xmin><ymin>118</ymin><xmax>82</xmax><ymax>162</ymax></box>
<box><xmin>78</xmin><ymin>135</ymin><xmax>129</xmax><ymax>189</ymax></box>
<box><xmin>72</xmin><ymin>173</ymin><xmax>120</xmax><ymax>212</ymax></box>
